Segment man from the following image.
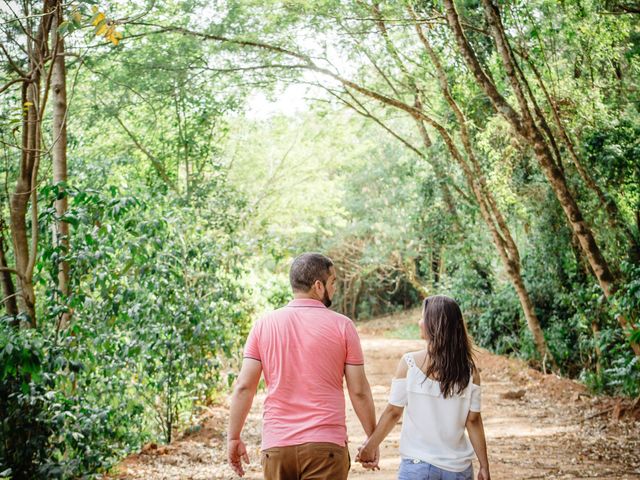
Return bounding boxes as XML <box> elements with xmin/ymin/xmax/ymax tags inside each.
<box><xmin>227</xmin><ymin>252</ymin><xmax>379</xmax><ymax>479</ymax></box>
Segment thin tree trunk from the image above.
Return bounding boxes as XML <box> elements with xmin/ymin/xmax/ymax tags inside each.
<box><xmin>522</xmin><ymin>54</ymin><xmax>639</xmax><ymax>258</ymax></box>
<box><xmin>11</xmin><ymin>79</ymin><xmax>39</xmax><ymax>325</ymax></box>
<box><xmin>51</xmin><ymin>1</ymin><xmax>71</xmax><ymax>327</ymax></box>
<box><xmin>0</xmin><ymin>219</ymin><xmax>18</xmax><ymax>316</ymax></box>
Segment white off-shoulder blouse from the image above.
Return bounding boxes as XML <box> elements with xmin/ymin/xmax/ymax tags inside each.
<box><xmin>388</xmin><ymin>352</ymin><xmax>481</xmax><ymax>473</ymax></box>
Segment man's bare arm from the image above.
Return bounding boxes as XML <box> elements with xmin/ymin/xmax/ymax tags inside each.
<box><xmin>345</xmin><ymin>364</ymin><xmax>380</xmax><ymax>470</ymax></box>
<box><xmin>227</xmin><ymin>358</ymin><xmax>262</xmax><ymax>476</ymax></box>
<box><xmin>345</xmin><ymin>364</ymin><xmax>376</xmax><ymax>435</ymax></box>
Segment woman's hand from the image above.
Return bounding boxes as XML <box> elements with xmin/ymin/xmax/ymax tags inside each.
<box><xmin>477</xmin><ymin>465</ymin><xmax>490</xmax><ymax>480</ymax></box>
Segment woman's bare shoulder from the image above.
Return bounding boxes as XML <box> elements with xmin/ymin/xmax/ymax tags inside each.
<box><xmin>410</xmin><ymin>349</ymin><xmax>428</xmax><ymax>365</ymax></box>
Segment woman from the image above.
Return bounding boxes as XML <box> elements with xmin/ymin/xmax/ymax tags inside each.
<box><xmin>357</xmin><ymin>295</ymin><xmax>490</xmax><ymax>480</ymax></box>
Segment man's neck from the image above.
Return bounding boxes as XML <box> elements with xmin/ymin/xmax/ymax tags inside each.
<box><xmin>293</xmin><ymin>292</ymin><xmax>321</xmax><ymax>301</ymax></box>
<box><xmin>293</xmin><ymin>292</ymin><xmax>318</xmax><ymax>300</ymax></box>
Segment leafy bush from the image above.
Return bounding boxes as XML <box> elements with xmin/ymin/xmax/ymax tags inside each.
<box><xmin>0</xmin><ymin>324</ymin><xmax>120</xmax><ymax>479</ymax></box>
<box><xmin>1</xmin><ymin>177</ymin><xmax>253</xmax><ymax>478</ymax></box>
<box><xmin>0</xmin><ymin>326</ymin><xmax>51</xmax><ymax>480</ymax></box>
<box><xmin>459</xmin><ymin>282</ymin><xmax>523</xmax><ymax>356</ymax></box>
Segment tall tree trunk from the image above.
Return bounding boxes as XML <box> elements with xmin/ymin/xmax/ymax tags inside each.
<box><xmin>9</xmin><ymin>0</ymin><xmax>54</xmax><ymax>327</ymax></box>
<box><xmin>11</xmin><ymin>80</ymin><xmax>39</xmax><ymax>325</ymax></box>
<box><xmin>405</xmin><ymin>6</ymin><xmax>556</xmax><ymax>368</ymax></box>
<box><xmin>51</xmin><ymin>1</ymin><xmax>71</xmax><ymax>327</ymax></box>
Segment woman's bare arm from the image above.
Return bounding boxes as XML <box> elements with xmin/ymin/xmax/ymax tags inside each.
<box><xmin>466</xmin><ymin>368</ymin><xmax>490</xmax><ymax>480</ymax></box>
<box><xmin>356</xmin><ymin>356</ymin><xmax>407</xmax><ymax>465</ymax></box>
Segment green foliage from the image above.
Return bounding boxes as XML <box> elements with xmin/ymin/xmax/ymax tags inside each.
<box><xmin>57</xmin><ymin>178</ymin><xmax>251</xmax><ymax>445</ymax></box>
<box><xmin>583</xmin><ymin>120</ymin><xmax>640</xmax><ymax>236</ymax></box>
<box><xmin>263</xmin><ymin>275</ymin><xmax>293</xmax><ymax>309</ymax></box>
<box><xmin>464</xmin><ymin>284</ymin><xmax>523</xmax><ymax>357</ymax></box>
<box><xmin>605</xmin><ymin>261</ymin><xmax>640</xmax><ymax>396</ymax></box>
<box><xmin>1</xmin><ymin>0</ymin><xmax>640</xmax><ymax>476</ymax></box>
<box><xmin>0</xmin><ymin>327</ymin><xmax>51</xmax><ymax>480</ymax></box>
<box><xmin>1</xmin><ymin>171</ymin><xmax>252</xmax><ymax>477</ymax></box>
<box><xmin>0</xmin><ymin>324</ymin><xmax>120</xmax><ymax>479</ymax></box>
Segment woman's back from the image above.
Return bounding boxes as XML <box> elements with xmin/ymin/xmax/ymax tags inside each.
<box><xmin>356</xmin><ymin>296</ymin><xmax>490</xmax><ymax>479</ymax></box>
<box><xmin>391</xmin><ymin>351</ymin><xmax>481</xmax><ymax>473</ymax></box>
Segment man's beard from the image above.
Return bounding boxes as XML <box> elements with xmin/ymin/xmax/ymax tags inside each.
<box><xmin>322</xmin><ymin>285</ymin><xmax>332</xmax><ymax>308</ymax></box>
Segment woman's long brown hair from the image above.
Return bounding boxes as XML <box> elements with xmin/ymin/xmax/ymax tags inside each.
<box><xmin>420</xmin><ymin>295</ymin><xmax>476</xmax><ymax>398</ymax></box>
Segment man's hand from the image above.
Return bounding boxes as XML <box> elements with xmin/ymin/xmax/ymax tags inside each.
<box><xmin>227</xmin><ymin>438</ymin><xmax>250</xmax><ymax>477</ymax></box>
<box><xmin>356</xmin><ymin>441</ymin><xmax>380</xmax><ymax>471</ymax></box>
<box><xmin>227</xmin><ymin>358</ymin><xmax>261</xmax><ymax>477</ymax></box>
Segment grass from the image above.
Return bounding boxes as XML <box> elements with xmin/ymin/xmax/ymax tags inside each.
<box><xmin>384</xmin><ymin>322</ymin><xmax>420</xmax><ymax>340</ymax></box>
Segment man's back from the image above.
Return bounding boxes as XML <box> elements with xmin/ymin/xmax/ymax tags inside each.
<box><xmin>244</xmin><ymin>298</ymin><xmax>364</xmax><ymax>450</ymax></box>
<box><xmin>228</xmin><ymin>253</ymin><xmax>377</xmax><ymax>479</ymax></box>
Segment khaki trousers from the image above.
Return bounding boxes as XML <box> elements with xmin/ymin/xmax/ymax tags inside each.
<box><xmin>261</xmin><ymin>442</ymin><xmax>350</xmax><ymax>480</ymax></box>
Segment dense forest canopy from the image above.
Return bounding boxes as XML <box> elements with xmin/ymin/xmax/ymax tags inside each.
<box><xmin>0</xmin><ymin>0</ymin><xmax>639</xmax><ymax>477</ymax></box>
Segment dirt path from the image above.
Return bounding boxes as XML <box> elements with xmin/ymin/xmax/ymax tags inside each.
<box><xmin>112</xmin><ymin>313</ymin><xmax>640</xmax><ymax>480</ymax></box>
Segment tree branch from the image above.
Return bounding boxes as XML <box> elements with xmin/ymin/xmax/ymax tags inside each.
<box><xmin>112</xmin><ymin>113</ymin><xmax>180</xmax><ymax>193</ymax></box>
<box><xmin>0</xmin><ymin>77</ymin><xmax>28</xmax><ymax>94</ymax></box>
<box><xmin>128</xmin><ymin>22</ymin><xmax>313</xmax><ymax>63</ymax></box>
<box><xmin>1</xmin><ymin>42</ymin><xmax>28</xmax><ymax>78</ymax></box>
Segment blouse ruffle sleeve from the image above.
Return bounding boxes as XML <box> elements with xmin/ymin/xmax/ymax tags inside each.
<box><xmin>388</xmin><ymin>378</ymin><xmax>408</xmax><ymax>407</ymax></box>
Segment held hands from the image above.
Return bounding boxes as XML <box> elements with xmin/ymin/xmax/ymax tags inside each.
<box><xmin>355</xmin><ymin>439</ymin><xmax>380</xmax><ymax>471</ymax></box>
<box><xmin>227</xmin><ymin>438</ymin><xmax>250</xmax><ymax>477</ymax></box>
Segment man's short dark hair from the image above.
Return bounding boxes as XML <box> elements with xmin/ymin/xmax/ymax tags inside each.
<box><xmin>290</xmin><ymin>253</ymin><xmax>334</xmax><ymax>292</ymax></box>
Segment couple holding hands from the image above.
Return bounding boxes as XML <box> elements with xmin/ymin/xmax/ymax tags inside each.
<box><xmin>228</xmin><ymin>253</ymin><xmax>490</xmax><ymax>480</ymax></box>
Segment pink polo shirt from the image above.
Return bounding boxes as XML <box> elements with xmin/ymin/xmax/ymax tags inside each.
<box><xmin>243</xmin><ymin>298</ymin><xmax>364</xmax><ymax>450</ymax></box>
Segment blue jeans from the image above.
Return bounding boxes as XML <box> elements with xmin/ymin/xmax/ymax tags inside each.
<box><xmin>398</xmin><ymin>458</ymin><xmax>473</xmax><ymax>480</ymax></box>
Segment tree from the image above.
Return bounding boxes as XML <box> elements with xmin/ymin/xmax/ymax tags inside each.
<box><xmin>50</xmin><ymin>0</ymin><xmax>70</xmax><ymax>327</ymax></box>
<box><xmin>440</xmin><ymin>0</ymin><xmax>639</xmax><ymax>355</ymax></box>
<box><xmin>4</xmin><ymin>0</ymin><xmax>57</xmax><ymax>326</ymax></box>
